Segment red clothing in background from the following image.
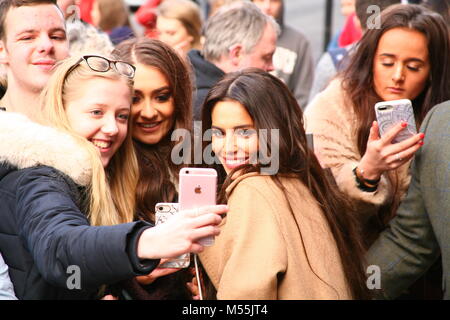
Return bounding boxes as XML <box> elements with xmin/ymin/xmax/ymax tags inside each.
<box><xmin>135</xmin><ymin>0</ymin><xmax>162</xmax><ymax>38</ymax></box>
<box><xmin>338</xmin><ymin>12</ymin><xmax>362</xmax><ymax>48</ymax></box>
<box><xmin>79</xmin><ymin>0</ymin><xmax>94</xmax><ymax>24</ymax></box>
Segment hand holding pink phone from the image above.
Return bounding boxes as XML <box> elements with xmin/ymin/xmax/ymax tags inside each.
<box><xmin>178</xmin><ymin>168</ymin><xmax>218</xmax><ymax>246</ymax></box>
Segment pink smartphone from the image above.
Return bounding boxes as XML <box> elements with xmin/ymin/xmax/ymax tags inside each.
<box><xmin>178</xmin><ymin>168</ymin><xmax>217</xmax><ymax>246</ymax></box>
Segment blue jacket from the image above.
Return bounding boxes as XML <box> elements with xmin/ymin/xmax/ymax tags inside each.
<box><xmin>0</xmin><ymin>111</ymin><xmax>158</xmax><ymax>299</ymax></box>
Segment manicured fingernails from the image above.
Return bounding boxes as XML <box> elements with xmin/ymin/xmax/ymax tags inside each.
<box><xmin>420</xmin><ymin>133</ymin><xmax>425</xmax><ymax>139</ymax></box>
<box><xmin>401</xmin><ymin>122</ymin><xmax>408</xmax><ymax>128</ymax></box>
<box><xmin>419</xmin><ymin>141</ymin><xmax>424</xmax><ymax>146</ymax></box>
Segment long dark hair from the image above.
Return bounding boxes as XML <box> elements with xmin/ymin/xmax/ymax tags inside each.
<box><xmin>113</xmin><ymin>38</ymin><xmax>193</xmax><ymax>221</ymax></box>
<box><xmin>343</xmin><ymin>4</ymin><xmax>450</xmax><ymax>156</ymax></box>
<box><xmin>341</xmin><ymin>4</ymin><xmax>450</xmax><ymax>226</ymax></box>
<box><xmin>201</xmin><ymin>69</ymin><xmax>371</xmax><ymax>299</ymax></box>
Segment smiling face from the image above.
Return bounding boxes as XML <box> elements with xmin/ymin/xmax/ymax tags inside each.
<box><xmin>0</xmin><ymin>4</ymin><xmax>69</xmax><ymax>93</ymax></box>
<box><xmin>373</xmin><ymin>27</ymin><xmax>430</xmax><ymax>102</ymax></box>
<box><xmin>131</xmin><ymin>63</ymin><xmax>176</xmax><ymax>145</ymax></box>
<box><xmin>65</xmin><ymin>77</ymin><xmax>131</xmax><ymax>168</ymax></box>
<box><xmin>211</xmin><ymin>100</ymin><xmax>259</xmax><ymax>175</ymax></box>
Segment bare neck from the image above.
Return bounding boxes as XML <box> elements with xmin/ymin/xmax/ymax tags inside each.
<box><xmin>0</xmin><ymin>85</ymin><xmax>41</xmax><ymax>121</ymax></box>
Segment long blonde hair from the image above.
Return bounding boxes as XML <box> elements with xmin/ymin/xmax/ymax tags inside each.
<box><xmin>38</xmin><ymin>55</ymin><xmax>139</xmax><ymax>226</ymax></box>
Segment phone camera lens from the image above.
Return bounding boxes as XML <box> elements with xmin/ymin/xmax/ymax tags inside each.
<box><xmin>159</xmin><ymin>207</ymin><xmax>163</xmax><ymax>211</ymax></box>
<box><xmin>186</xmin><ymin>170</ymin><xmax>189</xmax><ymax>174</ymax></box>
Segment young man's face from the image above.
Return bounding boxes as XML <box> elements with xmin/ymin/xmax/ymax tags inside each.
<box><xmin>0</xmin><ymin>4</ymin><xmax>69</xmax><ymax>93</ymax></box>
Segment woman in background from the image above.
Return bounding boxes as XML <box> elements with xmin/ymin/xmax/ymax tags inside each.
<box><xmin>156</xmin><ymin>0</ymin><xmax>203</xmax><ymax>57</ymax></box>
<box><xmin>305</xmin><ymin>4</ymin><xmax>450</xmax><ymax>246</ymax></box>
<box><xmin>305</xmin><ymin>4</ymin><xmax>450</xmax><ymax>299</ymax></box>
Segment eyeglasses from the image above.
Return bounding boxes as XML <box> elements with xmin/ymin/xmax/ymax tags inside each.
<box><xmin>67</xmin><ymin>55</ymin><xmax>136</xmax><ymax>79</ymax></box>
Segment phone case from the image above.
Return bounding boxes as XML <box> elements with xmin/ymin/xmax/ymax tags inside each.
<box><xmin>375</xmin><ymin>99</ymin><xmax>417</xmax><ymax>143</ymax></box>
<box><xmin>155</xmin><ymin>203</ymin><xmax>191</xmax><ymax>268</ymax></box>
<box><xmin>178</xmin><ymin>168</ymin><xmax>217</xmax><ymax>246</ymax></box>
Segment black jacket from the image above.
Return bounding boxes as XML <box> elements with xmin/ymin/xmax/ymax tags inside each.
<box><xmin>0</xmin><ymin>112</ymin><xmax>159</xmax><ymax>299</ymax></box>
<box><xmin>188</xmin><ymin>50</ymin><xmax>225</xmax><ymax>121</ymax></box>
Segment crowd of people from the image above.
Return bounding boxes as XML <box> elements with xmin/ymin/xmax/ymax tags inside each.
<box><xmin>0</xmin><ymin>0</ymin><xmax>449</xmax><ymax>300</ymax></box>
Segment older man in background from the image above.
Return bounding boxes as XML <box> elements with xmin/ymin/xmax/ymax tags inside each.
<box><xmin>252</xmin><ymin>0</ymin><xmax>314</xmax><ymax>110</ymax></box>
<box><xmin>188</xmin><ymin>1</ymin><xmax>279</xmax><ymax>120</ymax></box>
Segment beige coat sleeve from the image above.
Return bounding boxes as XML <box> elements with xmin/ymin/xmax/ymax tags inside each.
<box><xmin>200</xmin><ymin>183</ymin><xmax>288</xmax><ymax>300</ymax></box>
<box><xmin>304</xmin><ymin>80</ymin><xmax>392</xmax><ymax>208</ymax></box>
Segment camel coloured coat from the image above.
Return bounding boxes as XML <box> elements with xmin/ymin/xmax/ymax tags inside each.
<box><xmin>199</xmin><ymin>173</ymin><xmax>352</xmax><ymax>300</ymax></box>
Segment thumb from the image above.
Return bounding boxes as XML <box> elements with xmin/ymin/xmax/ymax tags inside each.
<box><xmin>368</xmin><ymin>121</ymin><xmax>380</xmax><ymax>142</ymax></box>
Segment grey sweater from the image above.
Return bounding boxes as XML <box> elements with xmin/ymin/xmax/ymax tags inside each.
<box><xmin>273</xmin><ymin>20</ymin><xmax>314</xmax><ymax>110</ymax></box>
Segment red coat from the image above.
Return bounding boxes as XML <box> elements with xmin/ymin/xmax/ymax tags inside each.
<box><xmin>135</xmin><ymin>0</ymin><xmax>162</xmax><ymax>38</ymax></box>
<box><xmin>79</xmin><ymin>0</ymin><xmax>94</xmax><ymax>24</ymax></box>
<box><xmin>338</xmin><ymin>12</ymin><xmax>362</xmax><ymax>48</ymax></box>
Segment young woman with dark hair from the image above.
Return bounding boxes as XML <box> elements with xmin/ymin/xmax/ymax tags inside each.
<box><xmin>198</xmin><ymin>69</ymin><xmax>370</xmax><ymax>300</ymax></box>
<box><xmin>305</xmin><ymin>4</ymin><xmax>450</xmax><ymax>299</ymax></box>
<box><xmin>305</xmin><ymin>4</ymin><xmax>450</xmax><ymax>245</ymax></box>
<box><xmin>112</xmin><ymin>38</ymin><xmax>197</xmax><ymax>299</ymax></box>
<box><xmin>114</xmin><ymin>38</ymin><xmax>192</xmax><ymax>222</ymax></box>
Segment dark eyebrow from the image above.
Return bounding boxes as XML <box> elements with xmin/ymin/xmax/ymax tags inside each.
<box><xmin>49</xmin><ymin>27</ymin><xmax>66</xmax><ymax>33</ymax></box>
<box><xmin>211</xmin><ymin>125</ymin><xmax>254</xmax><ymax>130</ymax></box>
<box><xmin>153</xmin><ymin>86</ymin><xmax>171</xmax><ymax>94</ymax></box>
<box><xmin>379</xmin><ymin>53</ymin><xmax>425</xmax><ymax>63</ymax></box>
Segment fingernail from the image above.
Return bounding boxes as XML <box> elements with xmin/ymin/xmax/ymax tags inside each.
<box><xmin>419</xmin><ymin>141</ymin><xmax>424</xmax><ymax>146</ymax></box>
<box><xmin>401</xmin><ymin>122</ymin><xmax>407</xmax><ymax>128</ymax></box>
<box><xmin>420</xmin><ymin>133</ymin><xmax>425</xmax><ymax>139</ymax></box>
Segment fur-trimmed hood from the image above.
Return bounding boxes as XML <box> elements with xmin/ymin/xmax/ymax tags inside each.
<box><xmin>0</xmin><ymin>111</ymin><xmax>92</xmax><ymax>186</ymax></box>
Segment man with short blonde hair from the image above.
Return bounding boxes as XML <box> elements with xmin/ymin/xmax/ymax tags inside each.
<box><xmin>0</xmin><ymin>0</ymin><xmax>69</xmax><ymax>118</ymax></box>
